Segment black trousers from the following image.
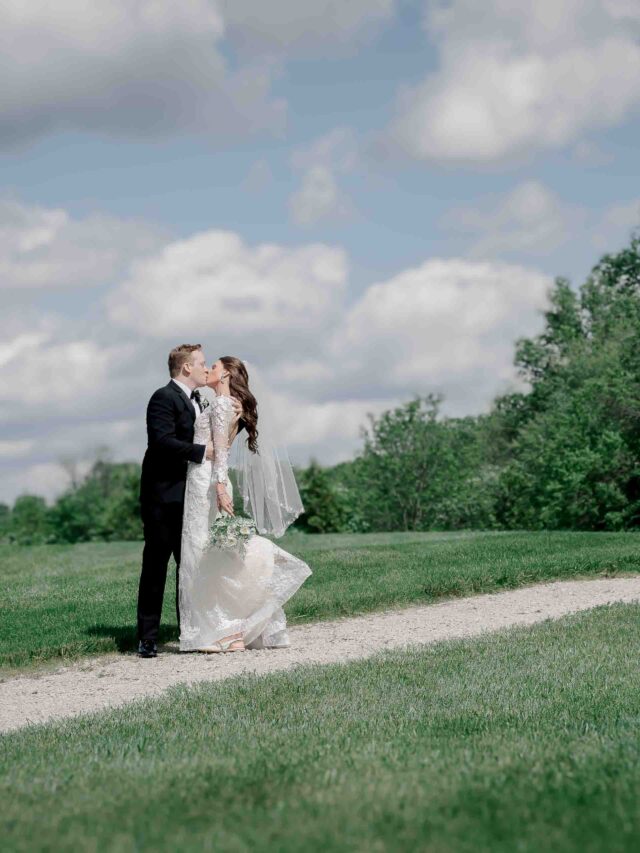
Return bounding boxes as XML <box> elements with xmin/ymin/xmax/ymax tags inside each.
<box><xmin>137</xmin><ymin>501</ymin><xmax>184</xmax><ymax>643</ymax></box>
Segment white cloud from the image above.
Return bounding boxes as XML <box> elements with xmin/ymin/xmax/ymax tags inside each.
<box><xmin>1</xmin><ymin>335</ymin><xmax>130</xmax><ymax>409</ymax></box>
<box><xmin>107</xmin><ymin>228</ymin><xmax>348</xmax><ymax>347</ymax></box>
<box><xmin>0</xmin><ymin>315</ymin><xmax>154</xmax><ymax>503</ymax></box>
<box><xmin>22</xmin><ymin>419</ymin><xmax>141</xmax><ymax>466</ymax></box>
<box><xmin>389</xmin><ymin>0</ymin><xmax>640</xmax><ymax>163</ymax></box>
<box><xmin>443</xmin><ymin>181</ymin><xmax>639</xmax><ymax>262</ymax></box>
<box><xmin>289</xmin><ymin>165</ymin><xmax>351</xmax><ymax>227</ymax></box>
<box><xmin>222</xmin><ymin>384</ymin><xmax>390</xmax><ymax>464</ymax></box>
<box><xmin>0</xmin><ymin>330</ymin><xmax>51</xmax><ymax>370</ymax></box>
<box><xmin>0</xmin><ymin>0</ymin><xmax>285</xmax><ymax>148</ymax></box>
<box><xmin>267</xmin><ymin>256</ymin><xmax>552</xmax><ymax>417</ymax></box>
<box><xmin>1</xmin><ymin>462</ymin><xmax>74</xmax><ymax>505</ymax></box>
<box><xmin>592</xmin><ymin>200</ymin><xmax>640</xmax><ymax>252</ymax></box>
<box><xmin>0</xmin><ymin>198</ymin><xmax>166</xmax><ymax>289</ymax></box>
<box><xmin>289</xmin><ymin>128</ymin><xmax>358</xmax><ymax>227</ymax></box>
<box><xmin>0</xmin><ymin>309</ymin><xmax>146</xmax><ymax>428</ymax></box>
<box><xmin>0</xmin><ymin>1</ymin><xmax>399</xmax><ymax>148</ymax></box>
<box><xmin>443</xmin><ymin>181</ymin><xmax>580</xmax><ymax>257</ymax></box>
<box><xmin>331</xmin><ymin>258</ymin><xmax>551</xmax><ymax>411</ymax></box>
<box><xmin>1</xmin><ymin>406</ymin><xmax>141</xmax><ymax>503</ymax></box>
<box><xmin>222</xmin><ymin>0</ymin><xmax>396</xmax><ymax>56</ymax></box>
<box><xmin>0</xmin><ymin>199</ymin><xmax>560</xmax><ymax>502</ymax></box>
<box><xmin>284</xmin><ymin>397</ymin><xmax>392</xmax><ymax>465</ymax></box>
<box><xmin>291</xmin><ymin>127</ymin><xmax>359</xmax><ymax>174</ymax></box>
<box><xmin>0</xmin><ymin>440</ymin><xmax>34</xmax><ymax>459</ymax></box>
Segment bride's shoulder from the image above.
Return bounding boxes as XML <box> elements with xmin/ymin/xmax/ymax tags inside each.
<box><xmin>210</xmin><ymin>394</ymin><xmax>233</xmax><ymax>421</ymax></box>
<box><xmin>213</xmin><ymin>395</ymin><xmax>234</xmax><ymax>409</ymax></box>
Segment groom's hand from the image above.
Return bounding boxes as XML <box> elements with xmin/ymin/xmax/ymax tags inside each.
<box><xmin>230</xmin><ymin>396</ymin><xmax>243</xmax><ymax>423</ymax></box>
<box><xmin>205</xmin><ymin>442</ymin><xmax>215</xmax><ymax>461</ymax></box>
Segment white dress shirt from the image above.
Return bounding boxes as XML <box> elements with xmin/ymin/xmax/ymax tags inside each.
<box><xmin>172</xmin><ymin>378</ymin><xmax>202</xmax><ymax>415</ymax></box>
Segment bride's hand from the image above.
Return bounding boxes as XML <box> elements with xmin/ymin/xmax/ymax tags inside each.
<box><xmin>216</xmin><ymin>484</ymin><xmax>234</xmax><ymax>515</ymax></box>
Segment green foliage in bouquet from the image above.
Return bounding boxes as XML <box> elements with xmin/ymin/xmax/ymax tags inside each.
<box><xmin>206</xmin><ymin>514</ymin><xmax>256</xmax><ymax>556</ymax></box>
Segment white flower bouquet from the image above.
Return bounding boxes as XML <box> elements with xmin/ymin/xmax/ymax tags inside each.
<box><xmin>206</xmin><ymin>514</ymin><xmax>256</xmax><ymax>556</ymax></box>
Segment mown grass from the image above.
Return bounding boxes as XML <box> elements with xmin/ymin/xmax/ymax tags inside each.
<box><xmin>1</xmin><ymin>604</ymin><xmax>639</xmax><ymax>852</ymax></box>
<box><xmin>1</xmin><ymin>530</ymin><xmax>639</xmax><ymax>671</ymax></box>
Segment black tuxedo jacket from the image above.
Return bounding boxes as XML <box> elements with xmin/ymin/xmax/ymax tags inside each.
<box><xmin>140</xmin><ymin>381</ymin><xmax>206</xmax><ymax>507</ymax></box>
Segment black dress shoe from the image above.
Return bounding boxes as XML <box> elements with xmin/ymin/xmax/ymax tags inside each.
<box><xmin>138</xmin><ymin>640</ymin><xmax>158</xmax><ymax>658</ymax></box>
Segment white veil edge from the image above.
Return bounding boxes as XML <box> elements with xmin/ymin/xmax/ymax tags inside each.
<box><xmin>229</xmin><ymin>360</ymin><xmax>304</xmax><ymax>538</ymax></box>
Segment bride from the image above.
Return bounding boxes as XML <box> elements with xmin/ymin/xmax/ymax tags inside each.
<box><xmin>179</xmin><ymin>356</ymin><xmax>312</xmax><ymax>653</ymax></box>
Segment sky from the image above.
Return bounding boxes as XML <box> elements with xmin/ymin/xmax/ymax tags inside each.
<box><xmin>1</xmin><ymin>0</ymin><xmax>639</xmax><ymax>504</ymax></box>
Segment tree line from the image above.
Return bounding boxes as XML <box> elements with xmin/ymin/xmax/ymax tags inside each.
<box><xmin>2</xmin><ymin>234</ymin><xmax>640</xmax><ymax>544</ymax></box>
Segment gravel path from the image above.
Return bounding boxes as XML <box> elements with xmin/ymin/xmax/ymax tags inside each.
<box><xmin>2</xmin><ymin>576</ymin><xmax>639</xmax><ymax>735</ymax></box>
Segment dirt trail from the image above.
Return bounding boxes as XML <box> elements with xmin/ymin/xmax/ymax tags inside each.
<box><xmin>2</xmin><ymin>576</ymin><xmax>639</xmax><ymax>735</ymax></box>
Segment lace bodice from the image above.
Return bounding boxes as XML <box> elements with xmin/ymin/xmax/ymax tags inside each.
<box><xmin>192</xmin><ymin>395</ymin><xmax>234</xmax><ymax>485</ymax></box>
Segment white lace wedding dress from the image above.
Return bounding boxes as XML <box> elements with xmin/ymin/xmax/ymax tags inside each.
<box><xmin>179</xmin><ymin>395</ymin><xmax>312</xmax><ymax>651</ymax></box>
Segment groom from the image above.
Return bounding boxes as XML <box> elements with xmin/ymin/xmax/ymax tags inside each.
<box><xmin>137</xmin><ymin>344</ymin><xmax>240</xmax><ymax>658</ymax></box>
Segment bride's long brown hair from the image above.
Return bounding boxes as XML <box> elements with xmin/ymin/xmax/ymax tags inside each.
<box><xmin>220</xmin><ymin>356</ymin><xmax>258</xmax><ymax>453</ymax></box>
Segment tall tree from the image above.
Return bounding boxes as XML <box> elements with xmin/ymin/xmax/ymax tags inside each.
<box><xmin>497</xmin><ymin>234</ymin><xmax>640</xmax><ymax>529</ymax></box>
<box><xmin>8</xmin><ymin>495</ymin><xmax>53</xmax><ymax>545</ymax></box>
<box><xmin>352</xmin><ymin>396</ymin><xmax>495</xmax><ymax>531</ymax></box>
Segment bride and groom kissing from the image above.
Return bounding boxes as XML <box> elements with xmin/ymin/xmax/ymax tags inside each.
<box><xmin>137</xmin><ymin>344</ymin><xmax>311</xmax><ymax>658</ymax></box>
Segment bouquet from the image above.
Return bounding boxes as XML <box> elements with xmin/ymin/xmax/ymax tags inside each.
<box><xmin>206</xmin><ymin>514</ymin><xmax>256</xmax><ymax>556</ymax></box>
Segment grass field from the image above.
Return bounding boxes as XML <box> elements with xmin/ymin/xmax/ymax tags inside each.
<box><xmin>2</xmin><ymin>603</ymin><xmax>639</xmax><ymax>852</ymax></box>
<box><xmin>2</xmin><ymin>530</ymin><xmax>640</xmax><ymax>671</ymax></box>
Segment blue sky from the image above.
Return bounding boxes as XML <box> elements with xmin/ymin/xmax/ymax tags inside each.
<box><xmin>1</xmin><ymin>0</ymin><xmax>639</xmax><ymax>503</ymax></box>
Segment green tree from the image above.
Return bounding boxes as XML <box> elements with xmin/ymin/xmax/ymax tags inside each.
<box><xmin>9</xmin><ymin>495</ymin><xmax>53</xmax><ymax>545</ymax></box>
<box><xmin>296</xmin><ymin>461</ymin><xmax>352</xmax><ymax>533</ymax></box>
<box><xmin>98</xmin><ymin>464</ymin><xmax>143</xmax><ymax>540</ymax></box>
<box><xmin>351</xmin><ymin>396</ymin><xmax>495</xmax><ymax>531</ymax></box>
<box><xmin>49</xmin><ymin>458</ymin><xmax>143</xmax><ymax>542</ymax></box>
<box><xmin>0</xmin><ymin>503</ymin><xmax>10</xmax><ymax>541</ymax></box>
<box><xmin>497</xmin><ymin>234</ymin><xmax>640</xmax><ymax>529</ymax></box>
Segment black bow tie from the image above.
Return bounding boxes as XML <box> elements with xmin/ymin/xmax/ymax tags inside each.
<box><xmin>190</xmin><ymin>389</ymin><xmax>209</xmax><ymax>410</ymax></box>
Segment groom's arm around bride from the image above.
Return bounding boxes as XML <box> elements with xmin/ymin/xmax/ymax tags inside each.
<box><xmin>142</xmin><ymin>384</ymin><xmax>208</xmax><ymax>501</ymax></box>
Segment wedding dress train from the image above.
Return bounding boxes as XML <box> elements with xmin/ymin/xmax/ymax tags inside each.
<box><xmin>179</xmin><ymin>395</ymin><xmax>311</xmax><ymax>651</ymax></box>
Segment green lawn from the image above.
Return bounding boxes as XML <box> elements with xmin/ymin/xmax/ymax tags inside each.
<box><xmin>1</xmin><ymin>530</ymin><xmax>640</xmax><ymax>671</ymax></box>
<box><xmin>1</xmin><ymin>603</ymin><xmax>639</xmax><ymax>852</ymax></box>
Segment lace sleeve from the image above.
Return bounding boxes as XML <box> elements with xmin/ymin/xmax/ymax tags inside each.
<box><xmin>211</xmin><ymin>396</ymin><xmax>233</xmax><ymax>484</ymax></box>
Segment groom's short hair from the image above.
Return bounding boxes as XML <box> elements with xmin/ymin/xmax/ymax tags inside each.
<box><xmin>168</xmin><ymin>344</ymin><xmax>202</xmax><ymax>377</ymax></box>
